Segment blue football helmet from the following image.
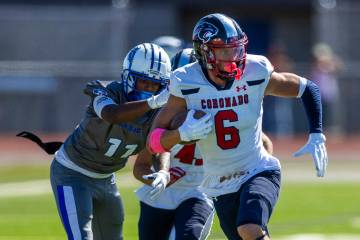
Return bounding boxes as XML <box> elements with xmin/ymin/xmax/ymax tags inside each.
<box><xmin>122</xmin><ymin>43</ymin><xmax>171</xmax><ymax>101</ymax></box>
<box><xmin>171</xmin><ymin>48</ymin><xmax>197</xmax><ymax>71</ymax></box>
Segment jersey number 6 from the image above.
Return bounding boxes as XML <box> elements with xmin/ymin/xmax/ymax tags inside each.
<box><xmin>215</xmin><ymin>109</ymin><xmax>240</xmax><ymax>150</ymax></box>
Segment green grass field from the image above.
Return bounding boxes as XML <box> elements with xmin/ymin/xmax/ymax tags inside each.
<box><xmin>0</xmin><ymin>163</ymin><xmax>359</xmax><ymax>240</ymax></box>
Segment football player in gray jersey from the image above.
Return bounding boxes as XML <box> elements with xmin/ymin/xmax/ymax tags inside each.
<box><xmin>46</xmin><ymin>43</ymin><xmax>172</xmax><ymax>240</ymax></box>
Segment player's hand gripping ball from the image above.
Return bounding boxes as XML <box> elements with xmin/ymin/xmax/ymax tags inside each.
<box><xmin>169</xmin><ymin>109</ymin><xmax>209</xmax><ymax>145</ymax></box>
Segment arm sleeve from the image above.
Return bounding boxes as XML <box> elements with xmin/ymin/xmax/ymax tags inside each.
<box><xmin>92</xmin><ymin>81</ymin><xmax>120</xmax><ymax>118</ymax></box>
<box><xmin>93</xmin><ymin>96</ymin><xmax>116</xmax><ymax>119</ymax></box>
<box><xmin>301</xmin><ymin>80</ymin><xmax>323</xmax><ymax>133</ymax></box>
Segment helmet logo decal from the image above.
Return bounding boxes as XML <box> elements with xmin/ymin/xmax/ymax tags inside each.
<box><xmin>92</xmin><ymin>88</ymin><xmax>108</xmax><ymax>96</ymax></box>
<box><xmin>196</xmin><ymin>22</ymin><xmax>219</xmax><ymax>43</ymax></box>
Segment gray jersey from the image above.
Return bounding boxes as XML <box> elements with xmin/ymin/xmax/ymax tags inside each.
<box><xmin>63</xmin><ymin>81</ymin><xmax>157</xmax><ymax>174</ymax></box>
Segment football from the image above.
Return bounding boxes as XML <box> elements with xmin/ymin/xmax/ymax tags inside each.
<box><xmin>169</xmin><ymin>109</ymin><xmax>207</xmax><ymax>145</ymax></box>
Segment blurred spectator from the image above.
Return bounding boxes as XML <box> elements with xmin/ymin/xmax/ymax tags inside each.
<box><xmin>263</xmin><ymin>43</ymin><xmax>294</xmax><ymax>136</ymax></box>
<box><xmin>311</xmin><ymin>42</ymin><xmax>343</xmax><ymax>134</ymax></box>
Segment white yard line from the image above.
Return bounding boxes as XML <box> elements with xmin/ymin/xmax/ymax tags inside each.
<box><xmin>0</xmin><ymin>179</ymin><xmax>50</xmax><ymax>198</ymax></box>
<box><xmin>282</xmin><ymin>170</ymin><xmax>360</xmax><ymax>183</ymax></box>
<box><xmin>1</xmin><ymin>165</ymin><xmax>360</xmax><ymax>198</ymax></box>
<box><xmin>0</xmin><ymin>172</ymin><xmax>140</xmax><ymax>198</ymax></box>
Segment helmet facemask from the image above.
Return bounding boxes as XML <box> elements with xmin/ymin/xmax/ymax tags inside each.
<box><xmin>122</xmin><ymin>69</ymin><xmax>168</xmax><ymax>102</ymax></box>
<box><xmin>201</xmin><ymin>36</ymin><xmax>248</xmax><ymax>81</ymax></box>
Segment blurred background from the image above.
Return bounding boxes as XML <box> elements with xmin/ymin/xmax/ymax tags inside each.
<box><xmin>0</xmin><ymin>0</ymin><xmax>359</xmax><ymax>239</ymax></box>
<box><xmin>0</xmin><ymin>0</ymin><xmax>359</xmax><ymax>134</ymax></box>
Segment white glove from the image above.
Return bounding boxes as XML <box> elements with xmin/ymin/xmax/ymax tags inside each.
<box><xmin>293</xmin><ymin>133</ymin><xmax>328</xmax><ymax>177</ymax></box>
<box><xmin>147</xmin><ymin>88</ymin><xmax>169</xmax><ymax>109</ymax></box>
<box><xmin>178</xmin><ymin>110</ymin><xmax>213</xmax><ymax>142</ymax></box>
<box><xmin>143</xmin><ymin>170</ymin><xmax>170</xmax><ymax>199</ymax></box>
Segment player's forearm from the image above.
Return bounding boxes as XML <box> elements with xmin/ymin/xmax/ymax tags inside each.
<box><xmin>299</xmin><ymin>79</ymin><xmax>323</xmax><ymax>133</ymax></box>
<box><xmin>147</xmin><ymin>128</ymin><xmax>180</xmax><ymax>154</ymax></box>
<box><xmin>160</xmin><ymin>130</ymin><xmax>181</xmax><ymax>151</ymax></box>
<box><xmin>101</xmin><ymin>101</ymin><xmax>151</xmax><ymax>124</ymax></box>
<box><xmin>155</xmin><ymin>152</ymin><xmax>171</xmax><ymax>172</ymax></box>
<box><xmin>147</xmin><ymin>95</ymin><xmax>187</xmax><ymax>153</ymax></box>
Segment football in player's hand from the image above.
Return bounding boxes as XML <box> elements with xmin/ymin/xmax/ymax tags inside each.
<box><xmin>169</xmin><ymin>110</ymin><xmax>207</xmax><ymax>145</ymax></box>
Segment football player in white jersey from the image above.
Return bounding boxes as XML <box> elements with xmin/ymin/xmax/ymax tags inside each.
<box><xmin>135</xmin><ymin>48</ymin><xmax>274</xmax><ymax>240</ymax></box>
<box><xmin>134</xmin><ymin>48</ymin><xmax>215</xmax><ymax>240</ymax></box>
<box><xmin>147</xmin><ymin>13</ymin><xmax>328</xmax><ymax>240</ymax></box>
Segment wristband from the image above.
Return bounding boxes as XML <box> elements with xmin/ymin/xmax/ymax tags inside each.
<box><xmin>93</xmin><ymin>96</ymin><xmax>116</xmax><ymax>119</ymax></box>
<box><xmin>148</xmin><ymin>128</ymin><xmax>167</xmax><ymax>153</ymax></box>
<box><xmin>297</xmin><ymin>77</ymin><xmax>307</xmax><ymax>98</ymax></box>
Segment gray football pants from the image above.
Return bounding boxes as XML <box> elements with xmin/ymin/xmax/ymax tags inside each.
<box><xmin>50</xmin><ymin>160</ymin><xmax>124</xmax><ymax>240</ymax></box>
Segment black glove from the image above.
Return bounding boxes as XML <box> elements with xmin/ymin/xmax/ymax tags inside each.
<box><xmin>16</xmin><ymin>131</ymin><xmax>63</xmax><ymax>155</ymax></box>
<box><xmin>83</xmin><ymin>80</ymin><xmax>109</xmax><ymax>98</ymax></box>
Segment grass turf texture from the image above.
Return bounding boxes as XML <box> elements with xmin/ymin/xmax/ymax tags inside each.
<box><xmin>0</xmin><ymin>164</ymin><xmax>359</xmax><ymax>239</ymax></box>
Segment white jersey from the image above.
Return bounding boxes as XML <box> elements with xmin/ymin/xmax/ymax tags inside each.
<box><xmin>135</xmin><ymin>144</ymin><xmax>213</xmax><ymax>210</ymax></box>
<box><xmin>169</xmin><ymin>54</ymin><xmax>281</xmax><ymax>197</ymax></box>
